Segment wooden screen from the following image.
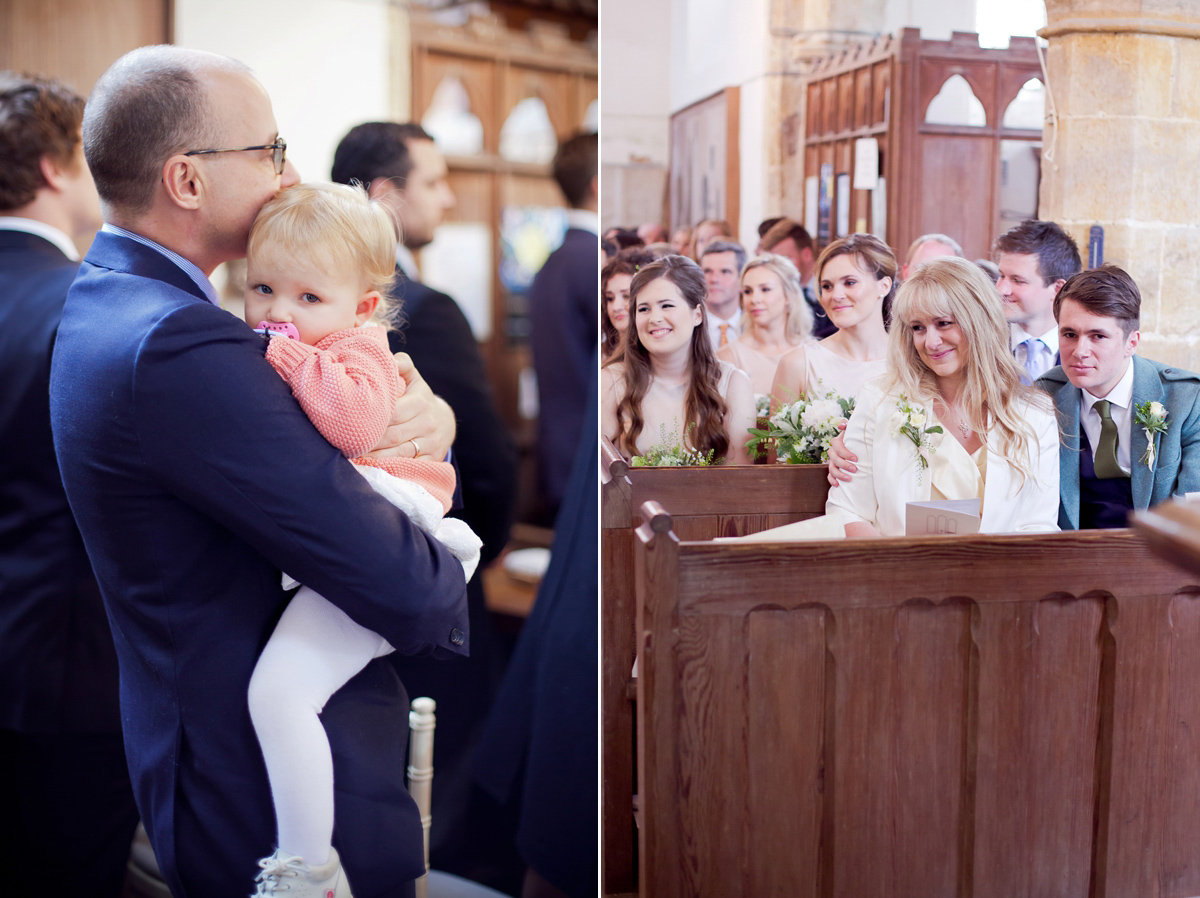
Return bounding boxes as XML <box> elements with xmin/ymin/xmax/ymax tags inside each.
<box><xmin>803</xmin><ymin>29</ymin><xmax>1043</xmax><ymax>261</ymax></box>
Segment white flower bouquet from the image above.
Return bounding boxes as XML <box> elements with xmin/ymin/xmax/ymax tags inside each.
<box><xmin>747</xmin><ymin>389</ymin><xmax>854</xmax><ymax>464</ymax></box>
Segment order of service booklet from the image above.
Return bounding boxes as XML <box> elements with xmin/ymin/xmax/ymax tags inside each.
<box><xmin>905</xmin><ymin>498</ymin><xmax>981</xmax><ymax>536</ymax></box>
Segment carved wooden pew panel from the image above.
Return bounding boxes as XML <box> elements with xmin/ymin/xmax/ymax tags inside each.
<box><xmin>635</xmin><ymin>507</ymin><xmax>1200</xmax><ymax>897</ymax></box>
<box><xmin>600</xmin><ymin>437</ymin><xmax>831</xmax><ymax>892</ymax></box>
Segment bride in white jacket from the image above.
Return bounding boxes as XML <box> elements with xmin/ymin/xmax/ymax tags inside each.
<box><xmin>745</xmin><ymin>256</ymin><xmax>1060</xmax><ymax>540</ymax></box>
<box><xmin>832</xmin><ymin>255</ymin><xmax>1059</xmax><ymax>536</ymax></box>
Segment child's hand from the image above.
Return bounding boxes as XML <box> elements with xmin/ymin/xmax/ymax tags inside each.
<box><xmin>362</xmin><ymin>353</ymin><xmax>456</xmax><ymax>460</ymax></box>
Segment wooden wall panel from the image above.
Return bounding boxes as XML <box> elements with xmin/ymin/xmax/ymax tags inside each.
<box><xmin>0</xmin><ymin>0</ymin><xmax>169</xmax><ymax>95</ymax></box>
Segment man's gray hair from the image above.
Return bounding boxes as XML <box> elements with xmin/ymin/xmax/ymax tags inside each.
<box><xmin>905</xmin><ymin>233</ymin><xmax>963</xmax><ymax>266</ymax></box>
<box><xmin>700</xmin><ymin>239</ymin><xmax>747</xmax><ymax>273</ymax></box>
<box><xmin>83</xmin><ymin>46</ymin><xmax>245</xmax><ymax>215</ymax></box>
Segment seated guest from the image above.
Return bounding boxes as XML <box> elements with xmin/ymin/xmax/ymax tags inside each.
<box><xmin>754</xmin><ymin>216</ymin><xmax>784</xmax><ymax>252</ymax></box>
<box><xmin>602</xmin><ymin>255</ymin><xmax>755</xmax><ymax>465</ymax></box>
<box><xmin>602</xmin><ymin>248</ymin><xmax>655</xmax><ymax>360</ymax></box>
<box><xmin>699</xmin><ymin>239</ymin><xmax>746</xmax><ymax>350</ymax></box>
<box><xmin>755</xmin><ymin>257</ymin><xmax>1059</xmax><ymax>540</ymax></box>
<box><xmin>758</xmin><ymin>218</ymin><xmax>831</xmax><ymax>338</ymax></box>
<box><xmin>669</xmin><ymin>226</ymin><xmax>691</xmax><ymax>255</ymax></box>
<box><xmin>1037</xmin><ymin>265</ymin><xmax>1200</xmax><ymax>529</ymax></box>
<box><xmin>637</xmin><ymin>222</ymin><xmax>667</xmax><ymax>244</ymax></box>
<box><xmin>718</xmin><ymin>253</ymin><xmax>812</xmax><ymax>397</ymax></box>
<box><xmin>900</xmin><ymin>232</ymin><xmax>962</xmax><ymax>280</ymax></box>
<box><xmin>688</xmin><ymin>218</ymin><xmax>732</xmax><ymax>260</ymax></box>
<box><xmin>771</xmin><ymin>234</ymin><xmax>894</xmax><ymax>408</ymax></box>
<box><xmin>995</xmin><ymin>219</ymin><xmax>1082</xmax><ymax>382</ymax></box>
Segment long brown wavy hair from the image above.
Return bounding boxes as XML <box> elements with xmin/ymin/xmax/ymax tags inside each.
<box><xmin>604</xmin><ymin>254</ymin><xmax>730</xmax><ymax>460</ymax></box>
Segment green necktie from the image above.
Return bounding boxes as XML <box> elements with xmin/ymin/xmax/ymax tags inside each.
<box><xmin>1093</xmin><ymin>399</ymin><xmax>1127</xmax><ymax>480</ymax></box>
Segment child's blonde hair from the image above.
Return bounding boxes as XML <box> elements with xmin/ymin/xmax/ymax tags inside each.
<box><xmin>248</xmin><ymin>182</ymin><xmax>398</xmax><ymax>326</ymax></box>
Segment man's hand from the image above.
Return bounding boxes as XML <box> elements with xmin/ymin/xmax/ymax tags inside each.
<box><xmin>827</xmin><ymin>423</ymin><xmax>858</xmax><ymax>486</ymax></box>
<box><xmin>364</xmin><ymin>352</ymin><xmax>456</xmax><ymax>460</ymax></box>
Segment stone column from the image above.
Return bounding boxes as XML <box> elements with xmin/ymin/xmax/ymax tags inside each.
<box><xmin>1039</xmin><ymin>1</ymin><xmax>1200</xmax><ymax>367</ymax></box>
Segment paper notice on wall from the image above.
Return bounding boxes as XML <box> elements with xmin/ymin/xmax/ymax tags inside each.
<box><xmin>836</xmin><ymin>173</ymin><xmax>850</xmax><ymax>237</ymax></box>
<box><xmin>853</xmin><ymin>138</ymin><xmax>879</xmax><ymax>190</ymax></box>
<box><xmin>872</xmin><ymin>177</ymin><xmax>887</xmax><ymax>242</ymax></box>
<box><xmin>805</xmin><ymin>176</ymin><xmax>819</xmax><ymax>238</ymax></box>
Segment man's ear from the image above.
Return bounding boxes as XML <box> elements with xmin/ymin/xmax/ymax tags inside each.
<box><xmin>1126</xmin><ymin>328</ymin><xmax>1141</xmax><ymax>356</ymax></box>
<box><xmin>161</xmin><ymin>155</ymin><xmax>203</xmax><ymax>211</ymax></box>
<box><xmin>1051</xmin><ymin>277</ymin><xmax>1067</xmax><ymax>296</ymax></box>
<box><xmin>356</xmin><ymin>290</ymin><xmax>381</xmax><ymax>324</ymax></box>
<box><xmin>38</xmin><ymin>154</ymin><xmax>70</xmax><ymax>193</ymax></box>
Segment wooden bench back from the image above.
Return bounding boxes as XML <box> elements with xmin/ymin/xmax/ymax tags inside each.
<box><xmin>633</xmin><ymin>510</ymin><xmax>1200</xmax><ymax>897</ymax></box>
<box><xmin>600</xmin><ymin>436</ymin><xmax>830</xmax><ymax>892</ymax></box>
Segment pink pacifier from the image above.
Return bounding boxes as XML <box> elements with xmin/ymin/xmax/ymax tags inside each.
<box><xmin>255</xmin><ymin>320</ymin><xmax>300</xmax><ymax>341</ymax></box>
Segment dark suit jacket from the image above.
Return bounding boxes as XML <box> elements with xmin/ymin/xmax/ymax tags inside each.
<box><xmin>386</xmin><ymin>274</ymin><xmax>516</xmax><ymax>862</ymax></box>
<box><xmin>49</xmin><ymin>232</ymin><xmax>469</xmax><ymax>898</ymax></box>
<box><xmin>388</xmin><ymin>275</ymin><xmax>515</xmax><ymax>565</ymax></box>
<box><xmin>1038</xmin><ymin>356</ymin><xmax>1200</xmax><ymax>529</ymax></box>
<box><xmin>0</xmin><ymin>229</ymin><xmax>120</xmax><ymax>735</ymax></box>
<box><xmin>474</xmin><ymin>351</ymin><xmax>598</xmax><ymax>897</ymax></box>
<box><xmin>529</xmin><ymin>226</ymin><xmax>598</xmax><ymax>515</ymax></box>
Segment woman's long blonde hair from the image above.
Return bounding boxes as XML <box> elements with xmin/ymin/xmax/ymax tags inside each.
<box><xmin>885</xmin><ymin>256</ymin><xmax>1049</xmax><ymax>485</ymax></box>
<box><xmin>739</xmin><ymin>253</ymin><xmax>812</xmax><ymax>344</ymax></box>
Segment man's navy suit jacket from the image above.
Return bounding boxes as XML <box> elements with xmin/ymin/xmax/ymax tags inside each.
<box><xmin>529</xmin><ymin>226</ymin><xmax>598</xmax><ymax>514</ymax></box>
<box><xmin>0</xmin><ymin>229</ymin><xmax>120</xmax><ymax>735</ymax></box>
<box><xmin>49</xmin><ymin>231</ymin><xmax>469</xmax><ymax>898</ymax></box>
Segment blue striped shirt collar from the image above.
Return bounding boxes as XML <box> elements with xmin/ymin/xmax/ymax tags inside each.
<box><xmin>101</xmin><ymin>223</ymin><xmax>222</xmax><ymax>307</ymax></box>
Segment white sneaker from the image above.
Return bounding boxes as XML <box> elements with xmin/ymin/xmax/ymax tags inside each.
<box><xmin>251</xmin><ymin>847</ymin><xmax>353</xmax><ymax>897</ymax></box>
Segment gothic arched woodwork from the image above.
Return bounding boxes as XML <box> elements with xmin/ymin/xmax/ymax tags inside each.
<box><xmin>919</xmin><ymin>61</ymin><xmax>995</xmax><ymax>129</ymax></box>
<box><xmin>414</xmin><ymin>55</ymin><xmax>498</xmax><ymax>153</ymax></box>
<box><xmin>409</xmin><ymin>11</ymin><xmax>595</xmax><ymax>437</ymax></box>
<box><xmin>802</xmin><ymin>28</ymin><xmax>1043</xmax><ymax>262</ymax></box>
<box><xmin>998</xmin><ymin>73</ymin><xmax>1046</xmax><ymax>133</ymax></box>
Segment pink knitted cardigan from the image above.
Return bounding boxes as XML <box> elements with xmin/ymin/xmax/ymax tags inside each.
<box><xmin>265</xmin><ymin>325</ymin><xmax>456</xmax><ymax>513</ymax></box>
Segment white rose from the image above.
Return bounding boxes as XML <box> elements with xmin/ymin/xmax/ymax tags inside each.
<box><xmin>1149</xmin><ymin>401</ymin><xmax>1166</xmax><ymax>418</ymax></box>
<box><xmin>801</xmin><ymin>399</ymin><xmax>843</xmax><ymax>430</ymax></box>
<box><xmin>910</xmin><ymin>407</ymin><xmax>926</xmax><ymax>428</ymax></box>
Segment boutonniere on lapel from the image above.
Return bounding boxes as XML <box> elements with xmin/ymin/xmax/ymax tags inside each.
<box><xmin>893</xmin><ymin>396</ymin><xmax>943</xmax><ymax>484</ymax></box>
<box><xmin>1134</xmin><ymin>400</ymin><xmax>1169</xmax><ymax>470</ymax></box>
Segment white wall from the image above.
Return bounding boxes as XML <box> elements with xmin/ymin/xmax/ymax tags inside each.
<box><xmin>669</xmin><ymin>0</ymin><xmax>769</xmax><ymax>114</ymax></box>
<box><xmin>175</xmin><ymin>0</ymin><xmax>394</xmax><ymax>185</ymax></box>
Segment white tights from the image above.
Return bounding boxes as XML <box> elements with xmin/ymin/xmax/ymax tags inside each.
<box><xmin>247</xmin><ymin>586</ymin><xmax>393</xmax><ymax>866</ymax></box>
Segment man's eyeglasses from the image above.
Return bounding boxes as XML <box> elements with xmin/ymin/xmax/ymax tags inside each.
<box><xmin>184</xmin><ymin>138</ymin><xmax>287</xmax><ymax>175</ymax></box>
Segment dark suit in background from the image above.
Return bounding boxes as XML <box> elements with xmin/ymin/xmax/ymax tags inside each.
<box><xmin>51</xmin><ymin>231</ymin><xmax>469</xmax><ymax>898</ymax></box>
<box><xmin>387</xmin><ymin>273</ymin><xmax>517</xmax><ymax>873</ymax></box>
<box><xmin>474</xmin><ymin>350</ymin><xmax>598</xmax><ymax>897</ymax></box>
<box><xmin>0</xmin><ymin>227</ymin><xmax>139</xmax><ymax>897</ymax></box>
<box><xmin>529</xmin><ymin>226</ymin><xmax>598</xmax><ymax>520</ymax></box>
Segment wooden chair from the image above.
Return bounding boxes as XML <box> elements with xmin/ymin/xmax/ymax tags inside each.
<box><xmin>633</xmin><ymin>505</ymin><xmax>1200</xmax><ymax>896</ymax></box>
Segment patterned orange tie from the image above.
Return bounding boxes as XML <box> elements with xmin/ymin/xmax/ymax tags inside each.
<box><xmin>719</xmin><ymin>323</ymin><xmax>729</xmax><ymax>347</ymax></box>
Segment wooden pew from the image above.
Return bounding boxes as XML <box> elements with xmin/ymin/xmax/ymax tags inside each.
<box><xmin>634</xmin><ymin>508</ymin><xmax>1200</xmax><ymax>897</ymax></box>
<box><xmin>600</xmin><ymin>437</ymin><xmax>831</xmax><ymax>893</ymax></box>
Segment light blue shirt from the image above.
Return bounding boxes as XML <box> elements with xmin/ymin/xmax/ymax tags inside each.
<box><xmin>101</xmin><ymin>223</ymin><xmax>221</xmax><ymax>307</ymax></box>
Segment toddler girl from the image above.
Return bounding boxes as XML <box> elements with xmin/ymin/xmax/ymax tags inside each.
<box><xmin>243</xmin><ymin>182</ymin><xmax>480</xmax><ymax>898</ymax></box>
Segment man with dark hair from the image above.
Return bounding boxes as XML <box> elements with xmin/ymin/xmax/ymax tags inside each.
<box><xmin>530</xmin><ymin>130</ymin><xmax>598</xmax><ymax>521</ymax></box>
<box><xmin>0</xmin><ymin>69</ymin><xmax>138</xmax><ymax>898</ymax></box>
<box><xmin>994</xmin><ymin>219</ymin><xmax>1082</xmax><ymax>382</ymax></box>
<box><xmin>331</xmin><ymin>120</ymin><xmax>517</xmax><ymax>875</ymax></box>
<box><xmin>51</xmin><ymin>46</ymin><xmax>466</xmax><ymax>897</ymax></box>
<box><xmin>699</xmin><ymin>238</ymin><xmax>746</xmax><ymax>349</ymax></box>
<box><xmin>1037</xmin><ymin>264</ymin><xmax>1200</xmax><ymax>529</ymax></box>
<box><xmin>759</xmin><ymin>217</ymin><xmax>834</xmax><ymax>338</ymax></box>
